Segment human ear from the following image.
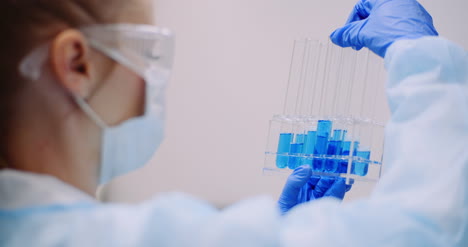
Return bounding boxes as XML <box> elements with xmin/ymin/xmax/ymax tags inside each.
<box><xmin>49</xmin><ymin>29</ymin><xmax>92</xmax><ymax>98</ymax></box>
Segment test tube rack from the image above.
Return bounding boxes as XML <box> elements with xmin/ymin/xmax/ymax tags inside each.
<box><xmin>264</xmin><ymin>40</ymin><xmax>388</xmax><ymax>183</ymax></box>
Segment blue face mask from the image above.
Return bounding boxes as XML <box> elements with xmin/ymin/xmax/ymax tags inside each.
<box><xmin>76</xmin><ymin>24</ymin><xmax>175</xmax><ymax>185</ymax></box>
<box><xmin>73</xmin><ymin>69</ymin><xmax>168</xmax><ymax>185</ymax></box>
<box><xmin>20</xmin><ymin>24</ymin><xmax>175</xmax><ymax>185</ymax></box>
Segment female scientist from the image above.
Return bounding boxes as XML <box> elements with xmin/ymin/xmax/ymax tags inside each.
<box><xmin>0</xmin><ymin>0</ymin><xmax>467</xmax><ymax>246</ymax></box>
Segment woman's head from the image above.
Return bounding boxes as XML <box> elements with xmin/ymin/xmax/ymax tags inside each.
<box><xmin>0</xmin><ymin>0</ymin><xmax>154</xmax><ymax>135</ymax></box>
<box><xmin>0</xmin><ymin>0</ymin><xmax>160</xmax><ymax>192</ymax></box>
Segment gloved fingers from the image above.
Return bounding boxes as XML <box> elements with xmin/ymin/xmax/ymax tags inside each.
<box><xmin>307</xmin><ymin>175</ymin><xmax>321</xmax><ymax>187</ymax></box>
<box><xmin>345</xmin><ymin>6</ymin><xmax>362</xmax><ymax>23</ymax></box>
<box><xmin>345</xmin><ymin>0</ymin><xmax>374</xmax><ymax>23</ymax></box>
<box><xmin>299</xmin><ymin>175</ymin><xmax>321</xmax><ymax>202</ymax></box>
<box><xmin>278</xmin><ymin>166</ymin><xmax>312</xmax><ymax>213</ymax></box>
<box><xmin>297</xmin><ymin>183</ymin><xmax>311</xmax><ymax>203</ymax></box>
<box><xmin>285</xmin><ymin>166</ymin><xmax>313</xmax><ymax>189</ymax></box>
<box><xmin>323</xmin><ymin>178</ymin><xmax>347</xmax><ymax>200</ymax></box>
<box><xmin>312</xmin><ymin>177</ymin><xmax>335</xmax><ymax>198</ymax></box>
<box><xmin>330</xmin><ymin>0</ymin><xmax>379</xmax><ymax>50</ymax></box>
<box><xmin>330</xmin><ymin>20</ymin><xmax>366</xmax><ymax>50</ymax></box>
<box><xmin>353</xmin><ymin>0</ymin><xmax>379</xmax><ymax>20</ymax></box>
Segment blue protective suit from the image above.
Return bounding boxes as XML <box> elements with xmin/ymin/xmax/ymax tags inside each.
<box><xmin>1</xmin><ymin>37</ymin><xmax>467</xmax><ymax>246</ymax></box>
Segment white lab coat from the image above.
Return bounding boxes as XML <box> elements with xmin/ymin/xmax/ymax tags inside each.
<box><xmin>1</xmin><ymin>37</ymin><xmax>467</xmax><ymax>246</ymax></box>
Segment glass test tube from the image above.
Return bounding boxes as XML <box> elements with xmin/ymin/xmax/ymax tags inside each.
<box><xmin>276</xmin><ymin>133</ymin><xmax>293</xmax><ymax>168</ymax></box>
<box><xmin>313</xmin><ymin>120</ymin><xmax>332</xmax><ymax>172</ymax></box>
<box><xmin>302</xmin><ymin>131</ymin><xmax>317</xmax><ymax>166</ymax></box>
<box><xmin>325</xmin><ymin>129</ymin><xmax>347</xmax><ymax>173</ymax></box>
<box><xmin>339</xmin><ymin>141</ymin><xmax>359</xmax><ymax>174</ymax></box>
<box><xmin>288</xmin><ymin>134</ymin><xmax>306</xmax><ymax>169</ymax></box>
<box><xmin>352</xmin><ymin>149</ymin><xmax>371</xmax><ymax>176</ymax></box>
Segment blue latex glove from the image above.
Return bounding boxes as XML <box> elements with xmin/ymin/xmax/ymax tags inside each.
<box><xmin>278</xmin><ymin>166</ymin><xmax>352</xmax><ymax>214</ymax></box>
<box><xmin>330</xmin><ymin>0</ymin><xmax>438</xmax><ymax>58</ymax></box>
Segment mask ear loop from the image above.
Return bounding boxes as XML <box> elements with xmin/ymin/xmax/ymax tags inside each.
<box><xmin>71</xmin><ymin>95</ymin><xmax>108</xmax><ymax>129</ymax></box>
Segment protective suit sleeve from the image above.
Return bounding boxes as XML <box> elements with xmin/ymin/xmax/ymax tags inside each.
<box><xmin>279</xmin><ymin>37</ymin><xmax>468</xmax><ymax>247</ymax></box>
<box><xmin>0</xmin><ymin>192</ymin><xmax>284</xmax><ymax>247</ymax></box>
<box><xmin>119</xmin><ymin>194</ymin><xmax>282</xmax><ymax>247</ymax></box>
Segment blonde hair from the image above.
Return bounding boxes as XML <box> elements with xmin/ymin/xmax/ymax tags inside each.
<box><xmin>0</xmin><ymin>0</ymin><xmax>129</xmax><ymax>155</ymax></box>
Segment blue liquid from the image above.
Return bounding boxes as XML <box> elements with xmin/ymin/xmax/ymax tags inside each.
<box><xmin>325</xmin><ymin>140</ymin><xmax>342</xmax><ymax>173</ymax></box>
<box><xmin>333</xmin><ymin>129</ymin><xmax>347</xmax><ymax>141</ymax></box>
<box><xmin>288</xmin><ymin>143</ymin><xmax>304</xmax><ymax>169</ymax></box>
<box><xmin>352</xmin><ymin>150</ymin><xmax>371</xmax><ymax>176</ymax></box>
<box><xmin>338</xmin><ymin>141</ymin><xmax>351</xmax><ymax>173</ymax></box>
<box><xmin>313</xmin><ymin>135</ymin><xmax>328</xmax><ymax>172</ymax></box>
<box><xmin>312</xmin><ymin>158</ymin><xmax>325</xmax><ymax>172</ymax></box>
<box><xmin>296</xmin><ymin>134</ymin><xmax>306</xmax><ymax>144</ymax></box>
<box><xmin>312</xmin><ymin>121</ymin><xmax>332</xmax><ymax>172</ymax></box>
<box><xmin>324</xmin><ymin>129</ymin><xmax>347</xmax><ymax>173</ymax></box>
<box><xmin>327</xmin><ymin>141</ymin><xmax>342</xmax><ymax>155</ymax></box>
<box><xmin>276</xmin><ymin>133</ymin><xmax>292</xmax><ymax>169</ymax></box>
<box><xmin>317</xmin><ymin>120</ymin><xmax>332</xmax><ymax>137</ymax></box>
<box><xmin>338</xmin><ymin>141</ymin><xmax>359</xmax><ymax>174</ymax></box>
<box><xmin>302</xmin><ymin>131</ymin><xmax>317</xmax><ymax>166</ymax></box>
<box><xmin>288</xmin><ymin>134</ymin><xmax>306</xmax><ymax>169</ymax></box>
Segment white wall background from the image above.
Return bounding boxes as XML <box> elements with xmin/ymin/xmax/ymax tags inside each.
<box><xmin>102</xmin><ymin>0</ymin><xmax>468</xmax><ymax>207</ymax></box>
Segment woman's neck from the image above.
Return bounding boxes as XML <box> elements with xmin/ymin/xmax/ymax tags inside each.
<box><xmin>6</xmin><ymin>87</ymin><xmax>102</xmax><ymax>196</ymax></box>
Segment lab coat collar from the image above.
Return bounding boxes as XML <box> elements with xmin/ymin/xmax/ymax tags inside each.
<box><xmin>0</xmin><ymin>169</ymin><xmax>96</xmax><ymax>210</ymax></box>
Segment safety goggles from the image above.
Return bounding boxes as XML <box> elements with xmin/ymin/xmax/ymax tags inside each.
<box><xmin>20</xmin><ymin>24</ymin><xmax>175</xmax><ymax>82</ymax></box>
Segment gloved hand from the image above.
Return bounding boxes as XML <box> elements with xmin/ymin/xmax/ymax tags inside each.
<box><xmin>330</xmin><ymin>0</ymin><xmax>438</xmax><ymax>58</ymax></box>
<box><xmin>278</xmin><ymin>166</ymin><xmax>352</xmax><ymax>214</ymax></box>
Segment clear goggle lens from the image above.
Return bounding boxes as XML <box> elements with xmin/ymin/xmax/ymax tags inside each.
<box><xmin>81</xmin><ymin>24</ymin><xmax>175</xmax><ymax>80</ymax></box>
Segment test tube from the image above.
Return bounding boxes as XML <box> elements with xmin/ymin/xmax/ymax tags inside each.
<box><xmin>288</xmin><ymin>134</ymin><xmax>306</xmax><ymax>169</ymax></box>
<box><xmin>313</xmin><ymin>120</ymin><xmax>332</xmax><ymax>172</ymax></box>
<box><xmin>276</xmin><ymin>133</ymin><xmax>293</xmax><ymax>168</ymax></box>
<box><xmin>302</xmin><ymin>131</ymin><xmax>317</xmax><ymax>166</ymax></box>
<box><xmin>338</xmin><ymin>141</ymin><xmax>359</xmax><ymax>174</ymax></box>
<box><xmin>352</xmin><ymin>149</ymin><xmax>371</xmax><ymax>176</ymax></box>
<box><xmin>324</xmin><ymin>129</ymin><xmax>347</xmax><ymax>173</ymax></box>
